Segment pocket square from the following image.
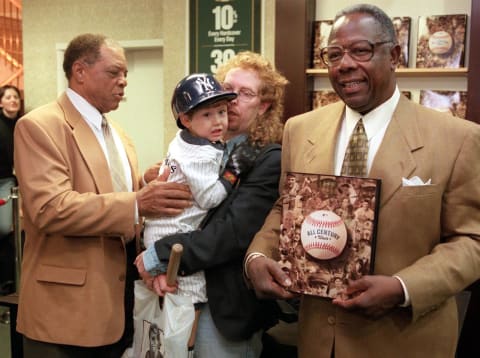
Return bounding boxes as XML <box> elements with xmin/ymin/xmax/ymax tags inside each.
<box><xmin>402</xmin><ymin>176</ymin><xmax>432</xmax><ymax>186</ymax></box>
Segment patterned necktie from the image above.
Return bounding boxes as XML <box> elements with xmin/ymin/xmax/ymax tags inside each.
<box><xmin>341</xmin><ymin>118</ymin><xmax>369</xmax><ymax>177</ymax></box>
<box><xmin>102</xmin><ymin>117</ymin><xmax>128</xmax><ymax>192</ymax></box>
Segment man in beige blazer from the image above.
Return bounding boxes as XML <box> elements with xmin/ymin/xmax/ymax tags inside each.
<box><xmin>246</xmin><ymin>5</ymin><xmax>480</xmax><ymax>358</ymax></box>
<box><xmin>14</xmin><ymin>34</ymin><xmax>192</xmax><ymax>357</ymax></box>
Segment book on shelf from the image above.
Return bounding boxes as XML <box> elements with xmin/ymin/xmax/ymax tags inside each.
<box><xmin>419</xmin><ymin>90</ymin><xmax>467</xmax><ymax>119</ymax></box>
<box><xmin>415</xmin><ymin>14</ymin><xmax>468</xmax><ymax>68</ymax></box>
<box><xmin>312</xmin><ymin>20</ymin><xmax>333</xmax><ymax>69</ymax></box>
<box><xmin>392</xmin><ymin>17</ymin><xmax>411</xmax><ymax>68</ymax></box>
<box><xmin>278</xmin><ymin>172</ymin><xmax>381</xmax><ymax>299</ymax></box>
<box><xmin>312</xmin><ymin>90</ymin><xmax>340</xmax><ymax>109</ymax></box>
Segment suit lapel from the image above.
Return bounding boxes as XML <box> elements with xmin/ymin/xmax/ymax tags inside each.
<box><xmin>59</xmin><ymin>93</ymin><xmax>114</xmax><ymax>194</ymax></box>
<box><xmin>369</xmin><ymin>96</ymin><xmax>423</xmax><ymax>207</ymax></box>
<box><xmin>304</xmin><ymin>102</ymin><xmax>344</xmax><ymax>174</ymax></box>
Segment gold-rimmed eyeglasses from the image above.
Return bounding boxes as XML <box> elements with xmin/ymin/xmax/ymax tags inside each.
<box><xmin>320</xmin><ymin>40</ymin><xmax>393</xmax><ymax>67</ymax></box>
<box><xmin>222</xmin><ymin>84</ymin><xmax>258</xmax><ymax>103</ymax></box>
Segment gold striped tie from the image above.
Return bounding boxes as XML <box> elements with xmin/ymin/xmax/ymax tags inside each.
<box><xmin>102</xmin><ymin>117</ymin><xmax>128</xmax><ymax>192</ymax></box>
<box><xmin>341</xmin><ymin>118</ymin><xmax>369</xmax><ymax>177</ymax></box>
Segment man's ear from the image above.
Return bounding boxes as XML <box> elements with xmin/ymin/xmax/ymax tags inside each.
<box><xmin>178</xmin><ymin>113</ymin><xmax>191</xmax><ymax>129</ymax></box>
<box><xmin>390</xmin><ymin>44</ymin><xmax>402</xmax><ymax>71</ymax></box>
<box><xmin>258</xmin><ymin>102</ymin><xmax>271</xmax><ymax>116</ymax></box>
<box><xmin>71</xmin><ymin>61</ymin><xmax>86</xmax><ymax>83</ymax></box>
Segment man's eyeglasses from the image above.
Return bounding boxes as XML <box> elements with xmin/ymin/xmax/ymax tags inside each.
<box><xmin>222</xmin><ymin>84</ymin><xmax>258</xmax><ymax>102</ymax></box>
<box><xmin>320</xmin><ymin>40</ymin><xmax>393</xmax><ymax>67</ymax></box>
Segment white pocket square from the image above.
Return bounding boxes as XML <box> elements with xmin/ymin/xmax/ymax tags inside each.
<box><xmin>402</xmin><ymin>176</ymin><xmax>432</xmax><ymax>186</ymax></box>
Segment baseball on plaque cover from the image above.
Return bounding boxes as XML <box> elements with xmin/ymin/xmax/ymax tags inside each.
<box><xmin>278</xmin><ymin>172</ymin><xmax>381</xmax><ymax>299</ymax></box>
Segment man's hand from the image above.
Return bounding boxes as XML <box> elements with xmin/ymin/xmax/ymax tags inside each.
<box><xmin>332</xmin><ymin>275</ymin><xmax>405</xmax><ymax>319</ymax></box>
<box><xmin>247</xmin><ymin>256</ymin><xmax>297</xmax><ymax>300</ymax></box>
<box><xmin>137</xmin><ymin>177</ymin><xmax>192</xmax><ymax>218</ymax></box>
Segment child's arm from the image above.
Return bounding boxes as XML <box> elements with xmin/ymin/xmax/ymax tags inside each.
<box><xmin>183</xmin><ymin>143</ymin><xmax>258</xmax><ymax>210</ymax></box>
<box><xmin>182</xmin><ymin>158</ymin><xmax>229</xmax><ymax>210</ymax></box>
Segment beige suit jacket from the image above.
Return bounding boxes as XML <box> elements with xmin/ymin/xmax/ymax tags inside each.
<box><xmin>14</xmin><ymin>93</ymin><xmax>140</xmax><ymax>346</ymax></box>
<box><xmin>248</xmin><ymin>96</ymin><xmax>480</xmax><ymax>357</ymax></box>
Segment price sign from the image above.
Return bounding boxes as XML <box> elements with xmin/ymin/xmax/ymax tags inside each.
<box><xmin>190</xmin><ymin>0</ymin><xmax>261</xmax><ymax>74</ymax></box>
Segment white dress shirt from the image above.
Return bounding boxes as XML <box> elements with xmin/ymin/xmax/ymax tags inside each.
<box><xmin>66</xmin><ymin>88</ymin><xmax>133</xmax><ymax>192</ymax></box>
<box><xmin>334</xmin><ymin>86</ymin><xmax>400</xmax><ymax>176</ymax></box>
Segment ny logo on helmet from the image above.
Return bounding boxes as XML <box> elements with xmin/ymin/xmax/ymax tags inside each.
<box><xmin>195</xmin><ymin>76</ymin><xmax>216</xmax><ymax>93</ymax></box>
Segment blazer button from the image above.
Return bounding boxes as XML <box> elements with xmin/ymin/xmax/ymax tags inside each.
<box><xmin>327</xmin><ymin>316</ymin><xmax>336</xmax><ymax>325</ymax></box>
<box><xmin>119</xmin><ymin>274</ymin><xmax>126</xmax><ymax>281</ymax></box>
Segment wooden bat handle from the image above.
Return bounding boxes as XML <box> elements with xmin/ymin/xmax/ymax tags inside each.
<box><xmin>166</xmin><ymin>243</ymin><xmax>183</xmax><ymax>286</ymax></box>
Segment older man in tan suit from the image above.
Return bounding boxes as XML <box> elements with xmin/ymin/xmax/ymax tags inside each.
<box><xmin>14</xmin><ymin>34</ymin><xmax>192</xmax><ymax>357</ymax></box>
<box><xmin>246</xmin><ymin>5</ymin><xmax>480</xmax><ymax>358</ymax></box>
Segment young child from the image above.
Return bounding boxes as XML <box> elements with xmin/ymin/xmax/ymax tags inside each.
<box><xmin>142</xmin><ymin>73</ymin><xmax>253</xmax><ymax>354</ymax></box>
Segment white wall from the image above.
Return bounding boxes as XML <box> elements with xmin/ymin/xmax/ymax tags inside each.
<box><xmin>115</xmin><ymin>47</ymin><xmax>164</xmax><ymax>173</ymax></box>
<box><xmin>23</xmin><ymin>0</ymin><xmax>277</xmax><ymax>158</ymax></box>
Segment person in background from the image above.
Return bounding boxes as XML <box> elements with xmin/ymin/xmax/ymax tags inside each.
<box><xmin>0</xmin><ymin>85</ymin><xmax>22</xmax><ymax>301</ymax></box>
<box><xmin>136</xmin><ymin>51</ymin><xmax>288</xmax><ymax>357</ymax></box>
<box><xmin>14</xmin><ymin>33</ymin><xmax>192</xmax><ymax>358</ymax></box>
<box><xmin>245</xmin><ymin>4</ymin><xmax>480</xmax><ymax>358</ymax></box>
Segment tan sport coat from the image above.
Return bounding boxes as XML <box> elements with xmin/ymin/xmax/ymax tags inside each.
<box><xmin>14</xmin><ymin>93</ymin><xmax>140</xmax><ymax>346</ymax></box>
<box><xmin>248</xmin><ymin>96</ymin><xmax>480</xmax><ymax>357</ymax></box>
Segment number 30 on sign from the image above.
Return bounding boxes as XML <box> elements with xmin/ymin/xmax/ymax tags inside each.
<box><xmin>190</xmin><ymin>0</ymin><xmax>261</xmax><ymax>74</ymax></box>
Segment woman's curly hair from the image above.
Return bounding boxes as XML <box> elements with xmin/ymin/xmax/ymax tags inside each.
<box><xmin>215</xmin><ymin>51</ymin><xmax>289</xmax><ymax>147</ymax></box>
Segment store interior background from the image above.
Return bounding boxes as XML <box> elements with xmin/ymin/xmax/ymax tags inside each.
<box><xmin>0</xmin><ymin>0</ymin><xmax>475</xmax><ymax>357</ymax></box>
<box><xmin>20</xmin><ymin>0</ymin><xmax>471</xmax><ymax>172</ymax></box>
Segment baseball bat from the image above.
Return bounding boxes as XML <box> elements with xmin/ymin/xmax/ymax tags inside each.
<box><xmin>166</xmin><ymin>243</ymin><xmax>183</xmax><ymax>286</ymax></box>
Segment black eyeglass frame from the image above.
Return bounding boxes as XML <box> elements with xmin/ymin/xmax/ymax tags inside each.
<box><xmin>320</xmin><ymin>40</ymin><xmax>394</xmax><ymax>67</ymax></box>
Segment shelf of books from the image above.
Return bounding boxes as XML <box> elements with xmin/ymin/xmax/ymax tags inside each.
<box><xmin>275</xmin><ymin>1</ymin><xmax>478</xmax><ymax>123</ymax></box>
<box><xmin>311</xmin><ymin>14</ymin><xmax>468</xmax><ymax>71</ymax></box>
<box><xmin>306</xmin><ymin>68</ymin><xmax>468</xmax><ymax>78</ymax></box>
<box><xmin>308</xmin><ymin>12</ymin><xmax>470</xmax><ymax>119</ymax></box>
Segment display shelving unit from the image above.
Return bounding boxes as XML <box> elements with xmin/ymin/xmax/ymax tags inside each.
<box><xmin>275</xmin><ymin>0</ymin><xmax>479</xmax><ymax>124</ymax></box>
